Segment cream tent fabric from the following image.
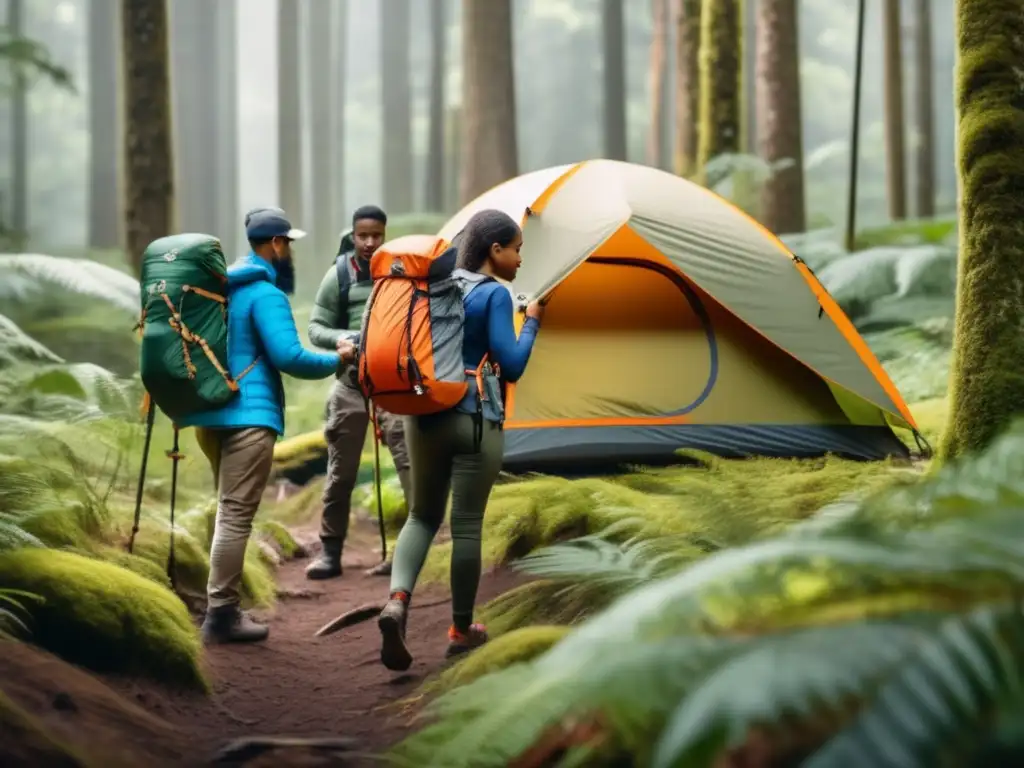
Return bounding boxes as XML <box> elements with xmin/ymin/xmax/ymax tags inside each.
<box><xmin>439</xmin><ymin>160</ymin><xmax>919</xmax><ymax>470</ymax></box>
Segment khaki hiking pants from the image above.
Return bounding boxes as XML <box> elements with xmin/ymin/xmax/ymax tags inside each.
<box><xmin>195</xmin><ymin>426</ymin><xmax>277</xmax><ymax>609</ymax></box>
<box><xmin>320</xmin><ymin>378</ymin><xmax>411</xmax><ymax>544</ymax></box>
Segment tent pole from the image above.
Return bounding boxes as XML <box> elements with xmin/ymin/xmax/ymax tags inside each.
<box><xmin>844</xmin><ymin>0</ymin><xmax>868</xmax><ymax>252</ymax></box>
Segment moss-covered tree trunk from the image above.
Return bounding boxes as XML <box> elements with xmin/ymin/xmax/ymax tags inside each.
<box><xmin>460</xmin><ymin>0</ymin><xmax>517</xmax><ymax>205</ymax></box>
<box><xmin>695</xmin><ymin>0</ymin><xmax>742</xmax><ymax>185</ymax></box>
<box><xmin>673</xmin><ymin>0</ymin><xmax>701</xmax><ymax>177</ymax></box>
<box><xmin>756</xmin><ymin>0</ymin><xmax>806</xmax><ymax>234</ymax></box>
<box><xmin>121</xmin><ymin>0</ymin><xmax>175</xmax><ymax>276</ymax></box>
<box><xmin>938</xmin><ymin>0</ymin><xmax>1024</xmax><ymax>461</ymax></box>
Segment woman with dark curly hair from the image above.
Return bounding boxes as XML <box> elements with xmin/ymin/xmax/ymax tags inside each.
<box><xmin>377</xmin><ymin>209</ymin><xmax>545</xmax><ymax>671</ymax></box>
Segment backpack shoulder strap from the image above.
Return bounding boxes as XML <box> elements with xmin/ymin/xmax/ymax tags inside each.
<box><xmin>335</xmin><ymin>255</ymin><xmax>352</xmax><ymax>317</ymax></box>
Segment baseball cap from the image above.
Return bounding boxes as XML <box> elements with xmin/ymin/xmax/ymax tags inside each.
<box><xmin>244</xmin><ymin>207</ymin><xmax>307</xmax><ymax>241</ymax></box>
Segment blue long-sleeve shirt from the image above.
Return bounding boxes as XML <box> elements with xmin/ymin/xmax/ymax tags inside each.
<box><xmin>177</xmin><ymin>252</ymin><xmax>340</xmax><ymax>436</ymax></box>
<box><xmin>454</xmin><ymin>271</ymin><xmax>540</xmax><ymax>422</ymax></box>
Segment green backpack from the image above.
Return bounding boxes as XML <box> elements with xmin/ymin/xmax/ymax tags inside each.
<box><xmin>137</xmin><ymin>233</ymin><xmax>254</xmax><ymax>422</ymax></box>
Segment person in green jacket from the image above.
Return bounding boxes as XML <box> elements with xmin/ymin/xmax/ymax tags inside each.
<box><xmin>305</xmin><ymin>205</ymin><xmax>411</xmax><ymax>579</ymax></box>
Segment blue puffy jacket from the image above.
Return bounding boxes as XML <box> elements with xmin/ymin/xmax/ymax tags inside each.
<box><xmin>177</xmin><ymin>252</ymin><xmax>340</xmax><ymax>436</ymax></box>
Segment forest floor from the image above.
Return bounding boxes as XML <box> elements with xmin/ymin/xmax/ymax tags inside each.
<box><xmin>1</xmin><ymin>516</ymin><xmax>521</xmax><ymax>767</ymax></box>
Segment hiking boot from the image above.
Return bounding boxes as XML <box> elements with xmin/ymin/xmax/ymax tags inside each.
<box><xmin>378</xmin><ymin>593</ymin><xmax>412</xmax><ymax>672</ymax></box>
<box><xmin>365</xmin><ymin>560</ymin><xmax>392</xmax><ymax>577</ymax></box>
<box><xmin>305</xmin><ymin>538</ymin><xmax>343</xmax><ymax>580</ymax></box>
<box><xmin>445</xmin><ymin>623</ymin><xmax>488</xmax><ymax>660</ymax></box>
<box><xmin>201</xmin><ymin>604</ymin><xmax>269</xmax><ymax>645</ymax></box>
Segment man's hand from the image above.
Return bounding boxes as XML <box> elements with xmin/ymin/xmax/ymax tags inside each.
<box><xmin>336</xmin><ymin>338</ymin><xmax>356</xmax><ymax>363</ymax></box>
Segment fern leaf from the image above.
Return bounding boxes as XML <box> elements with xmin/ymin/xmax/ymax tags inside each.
<box><xmin>804</xmin><ymin>604</ymin><xmax>1024</xmax><ymax>768</ymax></box>
<box><xmin>0</xmin><ymin>254</ymin><xmax>138</xmax><ymax>313</ymax></box>
<box><xmin>649</xmin><ymin>622</ymin><xmax>932</xmax><ymax>767</ymax></box>
<box><xmin>0</xmin><ymin>313</ymin><xmax>63</xmax><ymax>367</ymax></box>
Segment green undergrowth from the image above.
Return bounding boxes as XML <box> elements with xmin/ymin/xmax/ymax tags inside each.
<box><xmin>392</xmin><ymin>417</ymin><xmax>1024</xmax><ymax>768</ymax></box>
<box><xmin>420</xmin><ymin>626</ymin><xmax>570</xmax><ymax>699</ymax></box>
<box><xmin>417</xmin><ymin>451</ymin><xmax>914</xmax><ymax>587</ymax></box>
<box><xmin>0</xmin><ymin>549</ymin><xmax>207</xmax><ymax>690</ymax></box>
<box><xmin>0</xmin><ymin>689</ymin><xmax>92</xmax><ymax>767</ymax></box>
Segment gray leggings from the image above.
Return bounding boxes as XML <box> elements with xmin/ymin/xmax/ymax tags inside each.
<box><xmin>388</xmin><ymin>410</ymin><xmax>504</xmax><ymax>629</ymax></box>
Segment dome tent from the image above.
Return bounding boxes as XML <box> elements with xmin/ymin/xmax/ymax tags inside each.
<box><xmin>439</xmin><ymin>159</ymin><xmax>920</xmax><ymax>471</ymax></box>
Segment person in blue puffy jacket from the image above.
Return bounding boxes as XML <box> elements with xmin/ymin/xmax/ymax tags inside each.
<box><xmin>179</xmin><ymin>207</ymin><xmax>354</xmax><ymax>644</ymax></box>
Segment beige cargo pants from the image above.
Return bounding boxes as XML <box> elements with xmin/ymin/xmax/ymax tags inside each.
<box><xmin>319</xmin><ymin>377</ymin><xmax>411</xmax><ymax>545</ymax></box>
<box><xmin>194</xmin><ymin>426</ymin><xmax>277</xmax><ymax>609</ymax></box>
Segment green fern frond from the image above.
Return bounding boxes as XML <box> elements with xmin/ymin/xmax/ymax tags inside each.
<box><xmin>649</xmin><ymin>621</ymin><xmax>934</xmax><ymax>767</ymax></box>
<box><xmin>0</xmin><ymin>253</ymin><xmax>138</xmax><ymax>313</ymax></box>
<box><xmin>0</xmin><ymin>313</ymin><xmax>63</xmax><ymax>368</ymax></box>
<box><xmin>803</xmin><ymin>603</ymin><xmax>1024</xmax><ymax>768</ymax></box>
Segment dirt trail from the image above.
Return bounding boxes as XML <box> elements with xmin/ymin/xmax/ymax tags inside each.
<box><xmin>2</xmin><ymin>519</ymin><xmax>521</xmax><ymax>767</ymax></box>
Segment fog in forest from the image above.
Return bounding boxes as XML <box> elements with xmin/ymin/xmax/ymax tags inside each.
<box><xmin>2</xmin><ymin>0</ymin><xmax>956</xmax><ymax>284</ymax></box>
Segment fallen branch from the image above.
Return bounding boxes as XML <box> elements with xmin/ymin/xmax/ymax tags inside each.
<box><xmin>211</xmin><ymin>736</ymin><xmax>358</xmax><ymax>764</ymax></box>
<box><xmin>313</xmin><ymin>597</ymin><xmax>452</xmax><ymax>637</ymax></box>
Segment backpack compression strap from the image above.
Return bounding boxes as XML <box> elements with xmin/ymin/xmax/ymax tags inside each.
<box><xmin>335</xmin><ymin>255</ymin><xmax>352</xmax><ymax>320</ymax></box>
<box><xmin>156</xmin><ymin>286</ymin><xmax>259</xmax><ymax>390</ymax></box>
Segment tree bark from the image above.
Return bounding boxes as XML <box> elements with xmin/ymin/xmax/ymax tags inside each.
<box><xmin>307</xmin><ymin>0</ymin><xmax>337</xmax><ymax>263</ymax></box>
<box><xmin>424</xmin><ymin>0</ymin><xmax>446</xmax><ymax>212</ymax></box>
<box><xmin>8</xmin><ymin>0</ymin><xmax>28</xmax><ymax>244</ymax></box>
<box><xmin>334</xmin><ymin>0</ymin><xmax>348</xmax><ymax>219</ymax></box>
<box><xmin>602</xmin><ymin>0</ymin><xmax>627</xmax><ymax>161</ymax></box>
<box><xmin>215</xmin><ymin>0</ymin><xmax>239</xmax><ymax>258</ymax></box>
<box><xmin>459</xmin><ymin>0</ymin><xmax>518</xmax><ymax>205</ymax></box>
<box><xmin>381</xmin><ymin>0</ymin><xmax>413</xmax><ymax>214</ymax></box>
<box><xmin>882</xmin><ymin>0</ymin><xmax>907</xmax><ymax>220</ymax></box>
<box><xmin>121</xmin><ymin>0</ymin><xmax>175</xmax><ymax>276</ymax></box>
<box><xmin>696</xmin><ymin>0</ymin><xmax>742</xmax><ymax>185</ymax></box>
<box><xmin>646</xmin><ymin>0</ymin><xmax>669</xmax><ymax>168</ymax></box>
<box><xmin>912</xmin><ymin>0</ymin><xmax>935</xmax><ymax>218</ymax></box>
<box><xmin>277</xmin><ymin>0</ymin><xmax>303</xmax><ymax>228</ymax></box>
<box><xmin>938</xmin><ymin>0</ymin><xmax>1024</xmax><ymax>460</ymax></box>
<box><xmin>672</xmin><ymin>0</ymin><xmax>701</xmax><ymax>176</ymax></box>
<box><xmin>87</xmin><ymin>0</ymin><xmax>121</xmax><ymax>250</ymax></box>
<box><xmin>169</xmin><ymin>0</ymin><xmax>218</xmax><ymax>235</ymax></box>
<box><xmin>756</xmin><ymin>0</ymin><xmax>806</xmax><ymax>234</ymax></box>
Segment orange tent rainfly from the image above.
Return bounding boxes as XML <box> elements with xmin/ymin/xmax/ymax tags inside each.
<box><xmin>438</xmin><ymin>159</ymin><xmax>920</xmax><ymax>471</ymax></box>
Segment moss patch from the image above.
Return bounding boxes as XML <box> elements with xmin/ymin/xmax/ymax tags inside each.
<box><xmin>0</xmin><ymin>689</ymin><xmax>91</xmax><ymax>767</ymax></box>
<box><xmin>419</xmin><ymin>454</ymin><xmax>909</xmax><ymax>584</ymax></box>
<box><xmin>128</xmin><ymin>518</ymin><xmax>276</xmax><ymax>609</ymax></box>
<box><xmin>425</xmin><ymin>626</ymin><xmax>570</xmax><ymax>696</ymax></box>
<box><xmin>0</xmin><ymin>549</ymin><xmax>206</xmax><ymax>690</ymax></box>
<box><xmin>256</xmin><ymin>519</ymin><xmax>302</xmax><ymax>558</ymax></box>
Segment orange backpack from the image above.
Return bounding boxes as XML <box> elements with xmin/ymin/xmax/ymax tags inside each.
<box><xmin>357</xmin><ymin>234</ymin><xmax>491</xmax><ymax>416</ymax></box>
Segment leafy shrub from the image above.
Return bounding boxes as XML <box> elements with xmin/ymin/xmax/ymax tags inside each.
<box><xmin>393</xmin><ymin>419</ymin><xmax>1024</xmax><ymax>768</ymax></box>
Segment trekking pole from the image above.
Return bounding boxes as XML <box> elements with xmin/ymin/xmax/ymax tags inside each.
<box><xmin>370</xmin><ymin>406</ymin><xmax>387</xmax><ymax>564</ymax></box>
<box><xmin>128</xmin><ymin>397</ymin><xmax>157</xmax><ymax>554</ymax></box>
<box><xmin>166</xmin><ymin>427</ymin><xmax>183</xmax><ymax>591</ymax></box>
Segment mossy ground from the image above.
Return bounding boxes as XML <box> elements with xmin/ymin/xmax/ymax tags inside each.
<box><xmin>419</xmin><ymin>626</ymin><xmax>570</xmax><ymax>698</ymax></box>
<box><xmin>415</xmin><ymin>450</ymin><xmax>914</xmax><ymax>586</ymax></box>
<box><xmin>0</xmin><ymin>549</ymin><xmax>207</xmax><ymax>690</ymax></box>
